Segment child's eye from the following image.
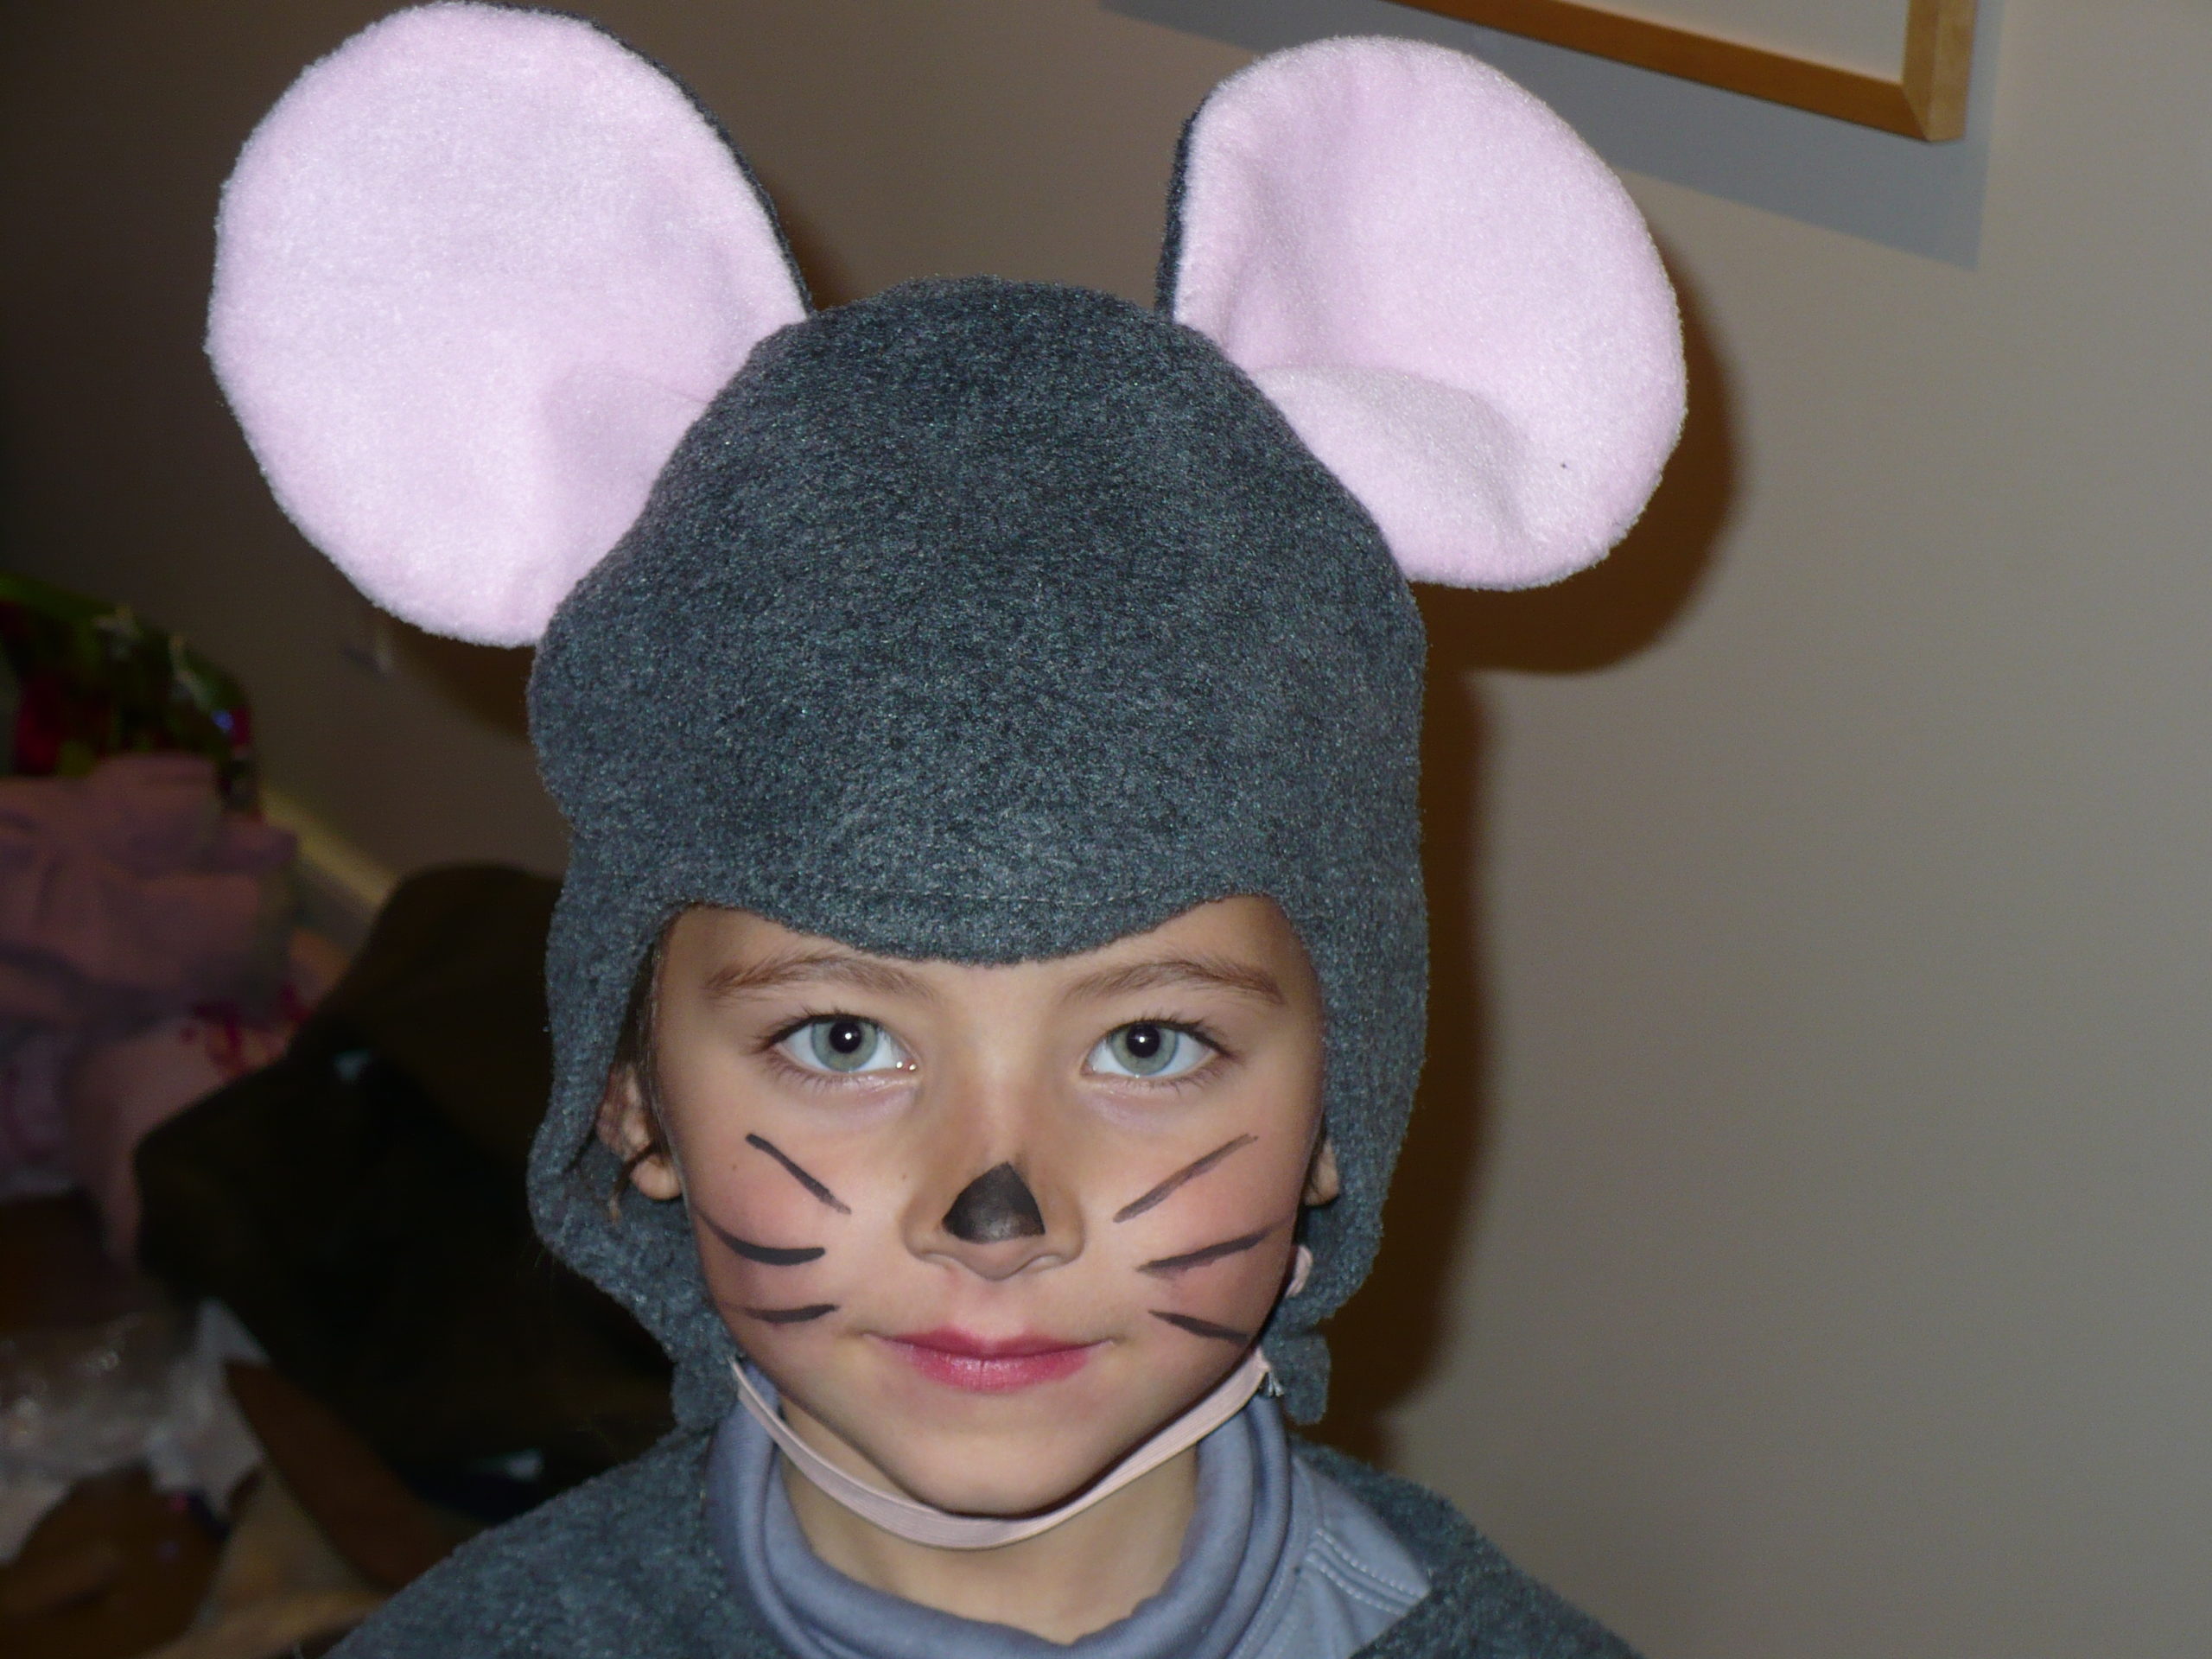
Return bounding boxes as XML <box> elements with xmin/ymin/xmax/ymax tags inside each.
<box><xmin>1088</xmin><ymin>1022</ymin><xmax>1214</xmax><ymax>1080</ymax></box>
<box><xmin>778</xmin><ymin>1017</ymin><xmax>911</xmax><ymax>1076</ymax></box>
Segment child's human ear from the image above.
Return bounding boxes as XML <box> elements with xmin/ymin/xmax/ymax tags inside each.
<box><xmin>596</xmin><ymin>1065</ymin><xmax>683</xmax><ymax>1202</ymax></box>
<box><xmin>1303</xmin><ymin>1138</ymin><xmax>1341</xmax><ymax>1206</ymax></box>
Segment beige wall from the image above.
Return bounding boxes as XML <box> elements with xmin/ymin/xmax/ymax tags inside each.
<box><xmin>7</xmin><ymin>2</ymin><xmax>2210</xmax><ymax>1653</ymax></box>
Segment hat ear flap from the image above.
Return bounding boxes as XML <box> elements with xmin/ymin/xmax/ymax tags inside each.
<box><xmin>207</xmin><ymin>3</ymin><xmax>808</xmax><ymax>646</ymax></box>
<box><xmin>1163</xmin><ymin>38</ymin><xmax>1685</xmax><ymax>591</ymax></box>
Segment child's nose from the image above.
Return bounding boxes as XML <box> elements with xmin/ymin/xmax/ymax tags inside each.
<box><xmin>943</xmin><ymin>1163</ymin><xmax>1044</xmax><ymax>1243</ymax></box>
<box><xmin>915</xmin><ymin>1160</ymin><xmax>1079</xmax><ymax>1281</ymax></box>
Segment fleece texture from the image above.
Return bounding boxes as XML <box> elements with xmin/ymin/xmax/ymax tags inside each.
<box><xmin>333</xmin><ymin>1427</ymin><xmax>1637</xmax><ymax>1659</ymax></box>
<box><xmin>207</xmin><ymin>3</ymin><xmax>807</xmax><ymax>645</ymax></box>
<box><xmin>528</xmin><ymin>277</ymin><xmax>1427</xmax><ymax>1427</ymax></box>
<box><xmin>1166</xmin><ymin>39</ymin><xmax>1684</xmax><ymax>590</ymax></box>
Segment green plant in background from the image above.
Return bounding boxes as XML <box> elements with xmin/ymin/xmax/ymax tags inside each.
<box><xmin>0</xmin><ymin>573</ymin><xmax>257</xmax><ymax>807</ymax></box>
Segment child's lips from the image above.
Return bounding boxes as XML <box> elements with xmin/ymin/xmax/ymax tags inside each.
<box><xmin>880</xmin><ymin>1327</ymin><xmax>1102</xmax><ymax>1392</ymax></box>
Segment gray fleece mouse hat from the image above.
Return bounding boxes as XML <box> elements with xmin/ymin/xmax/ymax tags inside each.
<box><xmin>207</xmin><ymin>3</ymin><xmax>1683</xmax><ymax>1426</ymax></box>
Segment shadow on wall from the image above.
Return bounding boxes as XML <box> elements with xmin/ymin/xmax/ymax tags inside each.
<box><xmin>390</xmin><ymin>631</ymin><xmax>533</xmax><ymax>740</ymax></box>
<box><xmin>764</xmin><ymin>182</ymin><xmax>866</xmax><ymax>310</ymax></box>
<box><xmin>1315</xmin><ymin>255</ymin><xmax>1738</xmax><ymax>1465</ymax></box>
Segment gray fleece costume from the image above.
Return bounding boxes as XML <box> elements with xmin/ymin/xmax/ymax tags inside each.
<box><xmin>206</xmin><ymin>8</ymin><xmax>1686</xmax><ymax>1655</ymax></box>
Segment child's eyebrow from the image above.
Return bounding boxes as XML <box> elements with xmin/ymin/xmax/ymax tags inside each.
<box><xmin>702</xmin><ymin>950</ymin><xmax>934</xmax><ymax>1002</ymax></box>
<box><xmin>1064</xmin><ymin>956</ymin><xmax>1287</xmax><ymax>1007</ymax></box>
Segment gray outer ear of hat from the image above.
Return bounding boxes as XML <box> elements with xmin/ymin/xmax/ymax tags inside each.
<box><xmin>207</xmin><ymin>3</ymin><xmax>1685</xmax><ymax>1425</ymax></box>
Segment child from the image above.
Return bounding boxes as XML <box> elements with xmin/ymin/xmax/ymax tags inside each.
<box><xmin>207</xmin><ymin>6</ymin><xmax>1684</xmax><ymax>1654</ymax></box>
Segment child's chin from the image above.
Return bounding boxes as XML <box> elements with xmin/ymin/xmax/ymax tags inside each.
<box><xmin>830</xmin><ymin>1397</ymin><xmax>1165</xmax><ymax>1517</ymax></box>
<box><xmin>869</xmin><ymin>1434</ymin><xmax>1141</xmax><ymax>1519</ymax></box>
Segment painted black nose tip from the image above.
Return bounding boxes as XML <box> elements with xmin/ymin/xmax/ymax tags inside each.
<box><xmin>942</xmin><ymin>1162</ymin><xmax>1046</xmax><ymax>1243</ymax></box>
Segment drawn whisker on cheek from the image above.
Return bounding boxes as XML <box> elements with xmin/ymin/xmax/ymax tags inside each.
<box><xmin>1151</xmin><ymin>1310</ymin><xmax>1253</xmax><ymax>1344</ymax></box>
<box><xmin>702</xmin><ymin>1214</ymin><xmax>824</xmax><ymax>1267</ymax></box>
<box><xmin>746</xmin><ymin>1134</ymin><xmax>851</xmax><ymax>1214</ymax></box>
<box><xmin>742</xmin><ymin>1304</ymin><xmax>838</xmax><ymax>1325</ymax></box>
<box><xmin>1114</xmin><ymin>1134</ymin><xmax>1257</xmax><ymax>1223</ymax></box>
<box><xmin>1140</xmin><ymin>1225</ymin><xmax>1275</xmax><ymax>1276</ymax></box>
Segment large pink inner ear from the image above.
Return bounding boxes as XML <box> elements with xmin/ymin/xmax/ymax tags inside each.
<box><xmin>1167</xmin><ymin>38</ymin><xmax>1685</xmax><ymax>591</ymax></box>
<box><xmin>207</xmin><ymin>3</ymin><xmax>808</xmax><ymax>646</ymax></box>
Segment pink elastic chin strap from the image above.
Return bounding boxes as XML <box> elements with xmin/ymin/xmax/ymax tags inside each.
<box><xmin>733</xmin><ymin>1246</ymin><xmax>1310</xmax><ymax>1551</ymax></box>
<box><xmin>732</xmin><ymin>1346</ymin><xmax>1271</xmax><ymax>1551</ymax></box>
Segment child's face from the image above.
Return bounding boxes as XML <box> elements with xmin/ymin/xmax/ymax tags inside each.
<box><xmin>601</xmin><ymin>895</ymin><xmax>1334</xmax><ymax>1516</ymax></box>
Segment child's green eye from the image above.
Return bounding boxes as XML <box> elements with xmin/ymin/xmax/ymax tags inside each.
<box><xmin>781</xmin><ymin>1017</ymin><xmax>910</xmax><ymax>1075</ymax></box>
<box><xmin>1089</xmin><ymin>1022</ymin><xmax>1212</xmax><ymax>1080</ymax></box>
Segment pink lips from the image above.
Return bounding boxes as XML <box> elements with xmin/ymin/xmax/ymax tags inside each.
<box><xmin>884</xmin><ymin>1328</ymin><xmax>1099</xmax><ymax>1393</ymax></box>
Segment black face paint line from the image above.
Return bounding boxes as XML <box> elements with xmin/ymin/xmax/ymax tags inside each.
<box><xmin>1139</xmin><ymin>1224</ymin><xmax>1275</xmax><ymax>1277</ymax></box>
<box><xmin>1114</xmin><ymin>1134</ymin><xmax>1257</xmax><ymax>1224</ymax></box>
<box><xmin>941</xmin><ymin>1162</ymin><xmax>1046</xmax><ymax>1243</ymax></box>
<box><xmin>747</xmin><ymin>1133</ymin><xmax>851</xmax><ymax>1215</ymax></box>
<box><xmin>701</xmin><ymin>1213</ymin><xmax>825</xmax><ymax>1267</ymax></box>
<box><xmin>1151</xmin><ymin>1311</ymin><xmax>1252</xmax><ymax>1344</ymax></box>
<box><xmin>742</xmin><ymin>1303</ymin><xmax>839</xmax><ymax>1325</ymax></box>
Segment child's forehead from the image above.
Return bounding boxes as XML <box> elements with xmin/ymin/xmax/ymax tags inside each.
<box><xmin>662</xmin><ymin>894</ymin><xmax>1317</xmax><ymax>1006</ymax></box>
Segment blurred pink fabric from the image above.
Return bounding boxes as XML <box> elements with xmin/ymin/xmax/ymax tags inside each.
<box><xmin>0</xmin><ymin>752</ymin><xmax>292</xmax><ymax>1023</ymax></box>
<box><xmin>0</xmin><ymin>753</ymin><xmax>331</xmax><ymax>1252</ymax></box>
<box><xmin>207</xmin><ymin>3</ymin><xmax>807</xmax><ymax>645</ymax></box>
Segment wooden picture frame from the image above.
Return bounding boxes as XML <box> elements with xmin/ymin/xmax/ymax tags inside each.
<box><xmin>1391</xmin><ymin>0</ymin><xmax>1978</xmax><ymax>140</ymax></box>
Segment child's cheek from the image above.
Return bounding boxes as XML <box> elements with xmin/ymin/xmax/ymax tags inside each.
<box><xmin>681</xmin><ymin>1141</ymin><xmax>859</xmax><ymax>1338</ymax></box>
<box><xmin>1113</xmin><ymin>1139</ymin><xmax>1310</xmax><ymax>1349</ymax></box>
<box><xmin>1138</xmin><ymin>1234</ymin><xmax>1300</xmax><ymax>1349</ymax></box>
